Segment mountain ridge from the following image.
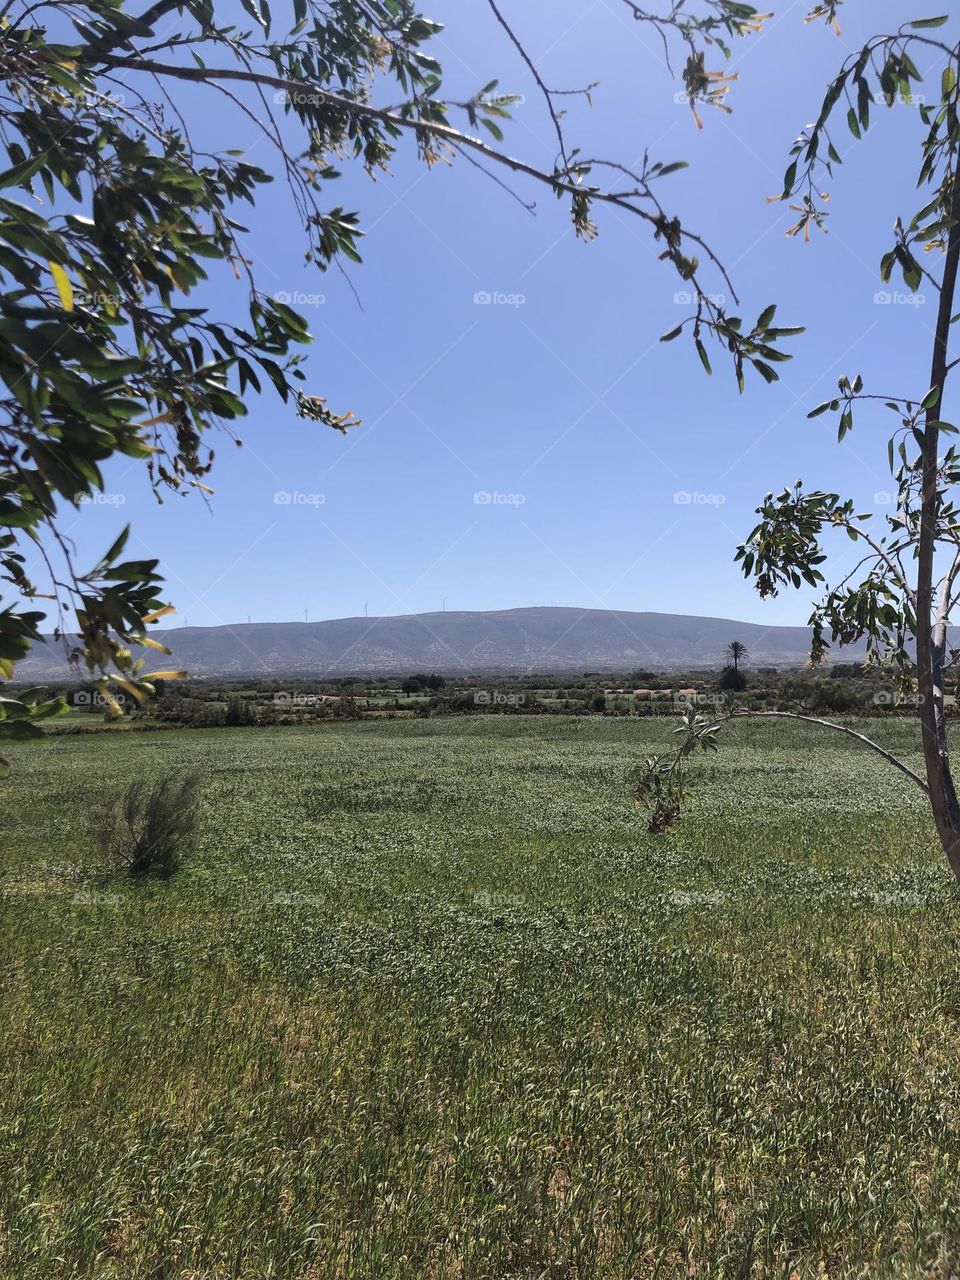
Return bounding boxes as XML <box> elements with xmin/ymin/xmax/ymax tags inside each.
<box><xmin>13</xmin><ymin>606</ymin><xmax>861</xmax><ymax>678</ymax></box>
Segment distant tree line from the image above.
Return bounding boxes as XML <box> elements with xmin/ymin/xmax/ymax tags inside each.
<box><xmin>25</xmin><ymin>661</ymin><xmax>955</xmax><ymax>736</ymax></box>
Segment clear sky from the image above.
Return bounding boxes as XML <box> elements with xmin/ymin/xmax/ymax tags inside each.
<box><xmin>56</xmin><ymin>0</ymin><xmax>948</xmax><ymax>629</ymax></box>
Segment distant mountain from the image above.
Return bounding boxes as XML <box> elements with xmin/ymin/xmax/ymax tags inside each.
<box><xmin>14</xmin><ymin>606</ymin><xmax>862</xmax><ymax>679</ymax></box>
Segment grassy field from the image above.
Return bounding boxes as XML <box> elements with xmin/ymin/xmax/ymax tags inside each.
<box><xmin>3</xmin><ymin>715</ymin><xmax>960</xmax><ymax>1279</ymax></box>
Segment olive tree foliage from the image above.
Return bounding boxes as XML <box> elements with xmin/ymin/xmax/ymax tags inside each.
<box><xmin>0</xmin><ymin>0</ymin><xmax>802</xmax><ymax>769</ymax></box>
<box><xmin>635</xmin><ymin>8</ymin><xmax>960</xmax><ymax>883</ymax></box>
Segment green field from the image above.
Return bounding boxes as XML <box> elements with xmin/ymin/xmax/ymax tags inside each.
<box><xmin>4</xmin><ymin>716</ymin><xmax>960</xmax><ymax>1278</ymax></box>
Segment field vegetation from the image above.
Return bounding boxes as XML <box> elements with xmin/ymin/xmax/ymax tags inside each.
<box><xmin>18</xmin><ymin>663</ymin><xmax>949</xmax><ymax>736</ymax></box>
<box><xmin>4</xmin><ymin>716</ymin><xmax>960</xmax><ymax>1277</ymax></box>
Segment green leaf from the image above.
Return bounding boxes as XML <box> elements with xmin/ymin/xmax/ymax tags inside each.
<box><xmin>239</xmin><ymin>0</ymin><xmax>271</xmax><ymax>31</ymax></box>
<box><xmin>480</xmin><ymin>118</ymin><xmax>504</xmax><ymax>143</ymax></box>
<box><xmin>0</xmin><ymin>155</ymin><xmax>47</xmax><ymax>188</ymax></box>
<box><xmin>756</xmin><ymin>304</ymin><xmax>777</xmax><ymax>331</ymax></box>
<box><xmin>101</xmin><ymin>525</ymin><xmax>131</xmax><ymax>567</ymax></box>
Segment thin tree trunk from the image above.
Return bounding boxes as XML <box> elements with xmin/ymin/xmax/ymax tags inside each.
<box><xmin>916</xmin><ymin>163</ymin><xmax>960</xmax><ymax>882</ymax></box>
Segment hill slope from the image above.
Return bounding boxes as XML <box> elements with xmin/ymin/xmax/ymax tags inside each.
<box><xmin>15</xmin><ymin>606</ymin><xmax>852</xmax><ymax>678</ymax></box>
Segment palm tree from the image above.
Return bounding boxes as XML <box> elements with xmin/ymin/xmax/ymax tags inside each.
<box><xmin>725</xmin><ymin>640</ymin><xmax>749</xmax><ymax>673</ymax></box>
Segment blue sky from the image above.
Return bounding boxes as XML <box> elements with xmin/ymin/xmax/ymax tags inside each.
<box><xmin>60</xmin><ymin>0</ymin><xmax>950</xmax><ymax>629</ymax></box>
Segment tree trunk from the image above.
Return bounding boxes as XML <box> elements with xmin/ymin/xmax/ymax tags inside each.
<box><xmin>915</xmin><ymin>165</ymin><xmax>960</xmax><ymax>882</ymax></box>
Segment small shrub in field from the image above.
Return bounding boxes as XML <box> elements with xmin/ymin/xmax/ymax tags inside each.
<box><xmin>93</xmin><ymin>772</ymin><xmax>201</xmax><ymax>878</ymax></box>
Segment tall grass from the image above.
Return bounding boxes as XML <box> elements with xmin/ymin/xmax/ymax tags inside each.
<box><xmin>1</xmin><ymin>716</ymin><xmax>959</xmax><ymax>1277</ymax></box>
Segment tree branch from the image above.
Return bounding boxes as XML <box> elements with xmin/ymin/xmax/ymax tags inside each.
<box><xmin>704</xmin><ymin>709</ymin><xmax>928</xmax><ymax>793</ymax></box>
<box><xmin>831</xmin><ymin>514</ymin><xmax>915</xmax><ymax>604</ymax></box>
<box><xmin>96</xmin><ymin>54</ymin><xmax>710</xmax><ymax>247</ymax></box>
<box><xmin>482</xmin><ymin>0</ymin><xmax>572</xmax><ymax>170</ymax></box>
